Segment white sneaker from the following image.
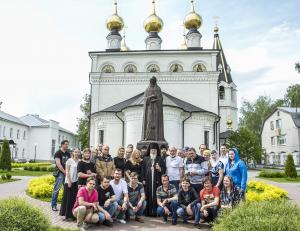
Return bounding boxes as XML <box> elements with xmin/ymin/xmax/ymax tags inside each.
<box><xmin>118</xmin><ymin>219</ymin><xmax>126</xmax><ymax>224</ymax></box>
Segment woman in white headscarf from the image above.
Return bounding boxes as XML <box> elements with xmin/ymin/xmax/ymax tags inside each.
<box><xmin>209</xmin><ymin>150</ymin><xmax>224</xmax><ymax>189</ymax></box>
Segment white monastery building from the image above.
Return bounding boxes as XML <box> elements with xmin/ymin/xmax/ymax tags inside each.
<box><xmin>89</xmin><ymin>1</ymin><xmax>238</xmax><ymax>153</ymax></box>
<box><xmin>0</xmin><ymin>110</ymin><xmax>78</xmax><ymax>161</ymax></box>
<box><xmin>262</xmin><ymin>107</ymin><xmax>300</xmax><ymax>166</ymax></box>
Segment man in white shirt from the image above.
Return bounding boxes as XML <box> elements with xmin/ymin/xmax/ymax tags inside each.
<box><xmin>219</xmin><ymin>144</ymin><xmax>228</xmax><ymax>170</ymax></box>
<box><xmin>166</xmin><ymin>146</ymin><xmax>183</xmax><ymax>191</ymax></box>
<box><xmin>110</xmin><ymin>169</ymin><xmax>129</xmax><ymax>224</ymax></box>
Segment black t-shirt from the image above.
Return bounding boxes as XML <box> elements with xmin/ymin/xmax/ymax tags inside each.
<box><xmin>97</xmin><ymin>185</ymin><xmax>115</xmax><ymax>206</ymax></box>
<box><xmin>77</xmin><ymin>160</ymin><xmax>96</xmax><ymax>186</ymax></box>
<box><xmin>54</xmin><ymin>149</ymin><xmax>70</xmax><ymax>171</ymax></box>
<box><xmin>113</xmin><ymin>157</ymin><xmax>126</xmax><ymax>177</ymax></box>
<box><xmin>124</xmin><ymin>161</ymin><xmax>143</xmax><ymax>179</ymax></box>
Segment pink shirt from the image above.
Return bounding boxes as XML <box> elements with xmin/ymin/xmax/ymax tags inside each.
<box><xmin>73</xmin><ymin>187</ymin><xmax>98</xmax><ymax>212</ymax></box>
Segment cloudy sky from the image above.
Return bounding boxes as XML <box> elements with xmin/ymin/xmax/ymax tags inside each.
<box><xmin>0</xmin><ymin>0</ymin><xmax>299</xmax><ymax>132</ymax></box>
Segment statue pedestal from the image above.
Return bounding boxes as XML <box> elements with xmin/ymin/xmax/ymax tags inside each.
<box><xmin>136</xmin><ymin>140</ymin><xmax>169</xmax><ymax>150</ymax></box>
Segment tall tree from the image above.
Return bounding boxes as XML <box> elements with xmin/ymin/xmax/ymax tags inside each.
<box><xmin>239</xmin><ymin>96</ymin><xmax>284</xmax><ymax>139</ymax></box>
<box><xmin>0</xmin><ymin>140</ymin><xmax>12</xmax><ymax>171</ymax></box>
<box><xmin>76</xmin><ymin>94</ymin><xmax>90</xmax><ymax>150</ymax></box>
<box><xmin>284</xmin><ymin>84</ymin><xmax>300</xmax><ymax>108</ymax></box>
<box><xmin>228</xmin><ymin>127</ymin><xmax>262</xmax><ymax>163</ymax></box>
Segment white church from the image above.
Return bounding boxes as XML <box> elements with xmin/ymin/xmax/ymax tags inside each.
<box><xmin>89</xmin><ymin>0</ymin><xmax>237</xmax><ymax>153</ymax></box>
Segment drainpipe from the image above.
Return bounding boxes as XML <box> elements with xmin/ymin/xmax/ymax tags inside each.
<box><xmin>115</xmin><ymin>112</ymin><xmax>125</xmax><ymax>146</ymax></box>
<box><xmin>182</xmin><ymin>112</ymin><xmax>192</xmax><ymax>148</ymax></box>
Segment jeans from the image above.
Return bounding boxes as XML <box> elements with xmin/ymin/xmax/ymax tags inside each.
<box><xmin>51</xmin><ymin>172</ymin><xmax>65</xmax><ymax>207</ymax></box>
<box><xmin>116</xmin><ymin>199</ymin><xmax>127</xmax><ymax>220</ymax></box>
<box><xmin>169</xmin><ymin>180</ymin><xmax>180</xmax><ymax>192</ymax></box>
<box><xmin>176</xmin><ymin>203</ymin><xmax>201</xmax><ymax>223</ymax></box>
<box><xmin>98</xmin><ymin>201</ymin><xmax>118</xmax><ymax>222</ymax></box>
<box><xmin>200</xmin><ymin>206</ymin><xmax>218</xmax><ymax>222</ymax></box>
<box><xmin>156</xmin><ymin>201</ymin><xmax>178</xmax><ymax>222</ymax></box>
<box><xmin>126</xmin><ymin>201</ymin><xmax>147</xmax><ymax>217</ymax></box>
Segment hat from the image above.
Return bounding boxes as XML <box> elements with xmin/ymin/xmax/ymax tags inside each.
<box><xmin>149</xmin><ymin>142</ymin><xmax>159</xmax><ymax>150</ymax></box>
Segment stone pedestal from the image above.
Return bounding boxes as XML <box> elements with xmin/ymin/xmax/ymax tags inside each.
<box><xmin>136</xmin><ymin>140</ymin><xmax>168</xmax><ymax>150</ymax></box>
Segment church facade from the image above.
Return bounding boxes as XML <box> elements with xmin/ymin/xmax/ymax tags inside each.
<box><xmin>89</xmin><ymin>1</ymin><xmax>237</xmax><ymax>154</ymax></box>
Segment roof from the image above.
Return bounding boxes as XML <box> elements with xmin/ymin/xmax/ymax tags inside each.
<box><xmin>213</xmin><ymin>31</ymin><xmax>233</xmax><ymax>83</ymax></box>
<box><xmin>59</xmin><ymin>126</ymin><xmax>75</xmax><ymax>135</ymax></box>
<box><xmin>278</xmin><ymin>107</ymin><xmax>300</xmax><ymax>128</ymax></box>
<box><xmin>99</xmin><ymin>91</ymin><xmax>217</xmax><ymax>115</ymax></box>
<box><xmin>19</xmin><ymin>114</ymin><xmax>49</xmax><ymax>127</ymax></box>
<box><xmin>0</xmin><ymin>111</ymin><xmax>28</xmax><ymax>126</ymax></box>
<box><xmin>220</xmin><ymin>130</ymin><xmax>234</xmax><ymax>139</ymax></box>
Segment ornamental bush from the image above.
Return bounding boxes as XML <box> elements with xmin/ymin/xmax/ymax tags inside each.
<box><xmin>0</xmin><ymin>197</ymin><xmax>50</xmax><ymax>231</ymax></box>
<box><xmin>6</xmin><ymin>173</ymin><xmax>12</xmax><ymax>179</ymax></box>
<box><xmin>0</xmin><ymin>140</ymin><xmax>11</xmax><ymax>171</ymax></box>
<box><xmin>259</xmin><ymin>170</ymin><xmax>285</xmax><ymax>178</ymax></box>
<box><xmin>28</xmin><ymin>175</ymin><xmax>63</xmax><ymax>202</ymax></box>
<box><xmin>285</xmin><ymin>154</ymin><xmax>297</xmax><ymax>178</ymax></box>
<box><xmin>12</xmin><ymin>162</ymin><xmax>52</xmax><ymax>168</ymax></box>
<box><xmin>213</xmin><ymin>200</ymin><xmax>300</xmax><ymax>231</ymax></box>
<box><xmin>246</xmin><ymin>180</ymin><xmax>287</xmax><ymax>202</ymax></box>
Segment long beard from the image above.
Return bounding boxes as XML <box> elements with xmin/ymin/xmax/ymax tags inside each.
<box><xmin>150</xmin><ymin>154</ymin><xmax>157</xmax><ymax>160</ymax></box>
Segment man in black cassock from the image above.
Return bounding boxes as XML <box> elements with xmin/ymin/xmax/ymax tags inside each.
<box><xmin>142</xmin><ymin>143</ymin><xmax>166</xmax><ymax>216</ymax></box>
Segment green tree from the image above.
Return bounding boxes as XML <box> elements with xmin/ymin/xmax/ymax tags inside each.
<box><xmin>227</xmin><ymin>127</ymin><xmax>262</xmax><ymax>163</ymax></box>
<box><xmin>284</xmin><ymin>154</ymin><xmax>297</xmax><ymax>178</ymax></box>
<box><xmin>0</xmin><ymin>140</ymin><xmax>12</xmax><ymax>171</ymax></box>
<box><xmin>239</xmin><ymin>96</ymin><xmax>284</xmax><ymax>140</ymax></box>
<box><xmin>76</xmin><ymin>94</ymin><xmax>90</xmax><ymax>150</ymax></box>
<box><xmin>284</xmin><ymin>84</ymin><xmax>300</xmax><ymax>108</ymax></box>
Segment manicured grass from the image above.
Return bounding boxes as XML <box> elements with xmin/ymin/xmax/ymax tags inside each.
<box><xmin>0</xmin><ymin>178</ymin><xmax>20</xmax><ymax>184</ymax></box>
<box><xmin>258</xmin><ymin>176</ymin><xmax>300</xmax><ymax>183</ymax></box>
<box><xmin>0</xmin><ymin>169</ymin><xmax>51</xmax><ymax>176</ymax></box>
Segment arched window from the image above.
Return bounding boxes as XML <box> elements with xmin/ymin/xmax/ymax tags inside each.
<box><xmin>101</xmin><ymin>65</ymin><xmax>115</xmax><ymax>73</ymax></box>
<box><xmin>219</xmin><ymin>86</ymin><xmax>225</xmax><ymax>100</ymax></box>
<box><xmin>147</xmin><ymin>64</ymin><xmax>160</xmax><ymax>73</ymax></box>
<box><xmin>124</xmin><ymin>64</ymin><xmax>137</xmax><ymax>73</ymax></box>
<box><xmin>193</xmin><ymin>63</ymin><xmax>207</xmax><ymax>72</ymax></box>
<box><xmin>169</xmin><ymin>64</ymin><xmax>183</xmax><ymax>72</ymax></box>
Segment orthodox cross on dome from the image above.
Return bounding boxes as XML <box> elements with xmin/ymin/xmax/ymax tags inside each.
<box><xmin>213</xmin><ymin>15</ymin><xmax>220</xmax><ymax>33</ymax></box>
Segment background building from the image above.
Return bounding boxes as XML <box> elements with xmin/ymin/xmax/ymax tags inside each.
<box><xmin>262</xmin><ymin>107</ymin><xmax>300</xmax><ymax>166</ymax></box>
<box><xmin>89</xmin><ymin>1</ymin><xmax>238</xmax><ymax>154</ymax></box>
<box><xmin>0</xmin><ymin>111</ymin><xmax>78</xmax><ymax>161</ymax></box>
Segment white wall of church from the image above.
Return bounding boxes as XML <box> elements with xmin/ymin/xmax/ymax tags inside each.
<box><xmin>124</xmin><ymin>108</ymin><xmax>143</xmax><ymax>147</ymax></box>
<box><xmin>163</xmin><ymin>108</ymin><xmax>182</xmax><ymax>147</ymax></box>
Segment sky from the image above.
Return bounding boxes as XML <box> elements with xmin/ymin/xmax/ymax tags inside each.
<box><xmin>0</xmin><ymin>0</ymin><xmax>299</xmax><ymax>133</ymax></box>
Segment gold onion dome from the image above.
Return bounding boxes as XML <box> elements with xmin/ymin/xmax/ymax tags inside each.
<box><xmin>184</xmin><ymin>0</ymin><xmax>202</xmax><ymax>30</ymax></box>
<box><xmin>144</xmin><ymin>0</ymin><xmax>164</xmax><ymax>33</ymax></box>
<box><xmin>214</xmin><ymin>25</ymin><xmax>219</xmax><ymax>33</ymax></box>
<box><xmin>106</xmin><ymin>1</ymin><xmax>124</xmax><ymax>31</ymax></box>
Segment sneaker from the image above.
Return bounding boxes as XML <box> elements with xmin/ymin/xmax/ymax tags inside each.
<box><xmin>183</xmin><ymin>220</ymin><xmax>188</xmax><ymax>224</ymax></box>
<box><xmin>118</xmin><ymin>219</ymin><xmax>126</xmax><ymax>224</ymax></box>
<box><xmin>172</xmin><ymin>220</ymin><xmax>177</xmax><ymax>225</ymax></box>
<box><xmin>83</xmin><ymin>222</ymin><xmax>90</xmax><ymax>229</ymax></box>
<box><xmin>199</xmin><ymin>218</ymin><xmax>206</xmax><ymax>223</ymax></box>
<box><xmin>135</xmin><ymin>216</ymin><xmax>144</xmax><ymax>223</ymax></box>
<box><xmin>163</xmin><ymin>216</ymin><xmax>167</xmax><ymax>224</ymax></box>
<box><xmin>51</xmin><ymin>206</ymin><xmax>58</xmax><ymax>211</ymax></box>
<box><xmin>103</xmin><ymin>220</ymin><xmax>114</xmax><ymax>227</ymax></box>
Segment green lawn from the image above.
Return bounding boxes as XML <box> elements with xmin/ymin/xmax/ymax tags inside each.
<box><xmin>258</xmin><ymin>176</ymin><xmax>300</xmax><ymax>183</ymax></box>
<box><xmin>0</xmin><ymin>169</ymin><xmax>51</xmax><ymax>177</ymax></box>
<box><xmin>49</xmin><ymin>227</ymin><xmax>77</xmax><ymax>231</ymax></box>
<box><xmin>0</xmin><ymin>178</ymin><xmax>20</xmax><ymax>184</ymax></box>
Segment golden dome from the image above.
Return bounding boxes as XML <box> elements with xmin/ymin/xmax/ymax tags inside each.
<box><xmin>227</xmin><ymin>119</ymin><xmax>233</xmax><ymax>129</ymax></box>
<box><xmin>214</xmin><ymin>25</ymin><xmax>219</xmax><ymax>33</ymax></box>
<box><xmin>184</xmin><ymin>0</ymin><xmax>202</xmax><ymax>30</ymax></box>
<box><xmin>106</xmin><ymin>1</ymin><xmax>124</xmax><ymax>31</ymax></box>
<box><xmin>144</xmin><ymin>0</ymin><xmax>164</xmax><ymax>33</ymax></box>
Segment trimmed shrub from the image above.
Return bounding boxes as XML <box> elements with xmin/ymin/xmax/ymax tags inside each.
<box><xmin>0</xmin><ymin>197</ymin><xmax>50</xmax><ymax>231</ymax></box>
<box><xmin>0</xmin><ymin>140</ymin><xmax>12</xmax><ymax>171</ymax></box>
<box><xmin>28</xmin><ymin>175</ymin><xmax>63</xmax><ymax>202</ymax></box>
<box><xmin>246</xmin><ymin>180</ymin><xmax>287</xmax><ymax>202</ymax></box>
<box><xmin>41</xmin><ymin>166</ymin><xmax>47</xmax><ymax>171</ymax></box>
<box><xmin>285</xmin><ymin>154</ymin><xmax>297</xmax><ymax>178</ymax></box>
<box><xmin>1</xmin><ymin>174</ymin><xmax>6</xmax><ymax>180</ymax></box>
<box><xmin>24</xmin><ymin>166</ymin><xmax>29</xmax><ymax>170</ymax></box>
<box><xmin>28</xmin><ymin>166</ymin><xmax>33</xmax><ymax>171</ymax></box>
<box><xmin>5</xmin><ymin>173</ymin><xmax>12</xmax><ymax>179</ymax></box>
<box><xmin>213</xmin><ymin>200</ymin><xmax>300</xmax><ymax>231</ymax></box>
<box><xmin>259</xmin><ymin>170</ymin><xmax>285</xmax><ymax>178</ymax></box>
<box><xmin>47</xmin><ymin>166</ymin><xmax>55</xmax><ymax>172</ymax></box>
<box><xmin>12</xmin><ymin>162</ymin><xmax>52</xmax><ymax>168</ymax></box>
<box><xmin>33</xmin><ymin>166</ymin><xmax>40</xmax><ymax>171</ymax></box>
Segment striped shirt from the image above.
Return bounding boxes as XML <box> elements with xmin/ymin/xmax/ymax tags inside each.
<box><xmin>156</xmin><ymin>184</ymin><xmax>177</xmax><ymax>201</ymax></box>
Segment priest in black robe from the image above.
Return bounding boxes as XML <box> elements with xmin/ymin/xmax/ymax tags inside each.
<box><xmin>142</xmin><ymin>143</ymin><xmax>166</xmax><ymax>216</ymax></box>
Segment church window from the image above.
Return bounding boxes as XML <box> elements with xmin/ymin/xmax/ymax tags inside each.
<box><xmin>170</xmin><ymin>64</ymin><xmax>183</xmax><ymax>72</ymax></box>
<box><xmin>101</xmin><ymin>65</ymin><xmax>115</xmax><ymax>73</ymax></box>
<box><xmin>124</xmin><ymin>64</ymin><xmax>137</xmax><ymax>73</ymax></box>
<box><xmin>218</xmin><ymin>64</ymin><xmax>223</xmax><ymax>72</ymax></box>
<box><xmin>193</xmin><ymin>63</ymin><xmax>206</xmax><ymax>72</ymax></box>
<box><xmin>147</xmin><ymin>64</ymin><xmax>160</xmax><ymax>73</ymax></box>
<box><xmin>204</xmin><ymin>131</ymin><xmax>209</xmax><ymax>149</ymax></box>
<box><xmin>98</xmin><ymin>130</ymin><xmax>104</xmax><ymax>145</ymax></box>
<box><xmin>219</xmin><ymin>86</ymin><xmax>225</xmax><ymax>100</ymax></box>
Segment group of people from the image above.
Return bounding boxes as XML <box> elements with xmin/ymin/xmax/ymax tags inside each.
<box><xmin>51</xmin><ymin>140</ymin><xmax>248</xmax><ymax>230</ymax></box>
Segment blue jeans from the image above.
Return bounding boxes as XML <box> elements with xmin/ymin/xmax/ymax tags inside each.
<box><xmin>169</xmin><ymin>180</ymin><xmax>180</xmax><ymax>192</ymax></box>
<box><xmin>98</xmin><ymin>201</ymin><xmax>118</xmax><ymax>222</ymax></box>
<box><xmin>200</xmin><ymin>206</ymin><xmax>218</xmax><ymax>222</ymax></box>
<box><xmin>126</xmin><ymin>201</ymin><xmax>147</xmax><ymax>217</ymax></box>
<box><xmin>116</xmin><ymin>199</ymin><xmax>127</xmax><ymax>220</ymax></box>
<box><xmin>51</xmin><ymin>172</ymin><xmax>65</xmax><ymax>207</ymax></box>
<box><xmin>176</xmin><ymin>203</ymin><xmax>201</xmax><ymax>223</ymax></box>
<box><xmin>156</xmin><ymin>201</ymin><xmax>178</xmax><ymax>222</ymax></box>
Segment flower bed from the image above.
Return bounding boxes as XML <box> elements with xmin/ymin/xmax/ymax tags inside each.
<box><xmin>246</xmin><ymin>180</ymin><xmax>287</xmax><ymax>202</ymax></box>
